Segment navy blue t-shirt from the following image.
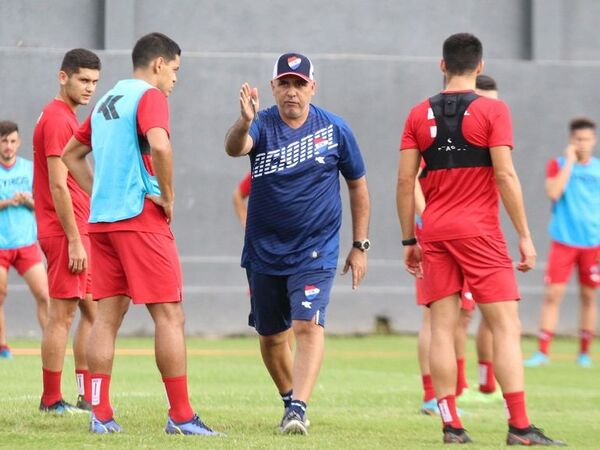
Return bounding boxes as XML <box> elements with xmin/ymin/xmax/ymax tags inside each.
<box><xmin>242</xmin><ymin>104</ymin><xmax>366</xmax><ymax>275</ymax></box>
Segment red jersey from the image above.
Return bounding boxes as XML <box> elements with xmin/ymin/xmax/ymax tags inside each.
<box><xmin>33</xmin><ymin>99</ymin><xmax>90</xmax><ymax>239</ymax></box>
<box><xmin>238</xmin><ymin>172</ymin><xmax>252</xmax><ymax>197</ymax></box>
<box><xmin>74</xmin><ymin>88</ymin><xmax>172</xmax><ymax>235</ymax></box>
<box><xmin>400</xmin><ymin>90</ymin><xmax>513</xmax><ymax>242</ymax></box>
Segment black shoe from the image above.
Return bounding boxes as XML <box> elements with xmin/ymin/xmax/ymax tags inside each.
<box><xmin>443</xmin><ymin>425</ymin><xmax>472</xmax><ymax>444</ymax></box>
<box><xmin>507</xmin><ymin>425</ymin><xmax>566</xmax><ymax>446</ymax></box>
<box><xmin>76</xmin><ymin>395</ymin><xmax>92</xmax><ymax>411</ymax></box>
<box><xmin>39</xmin><ymin>398</ymin><xmax>86</xmax><ymax>415</ymax></box>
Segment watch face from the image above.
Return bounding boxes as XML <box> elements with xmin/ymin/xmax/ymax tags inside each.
<box><xmin>363</xmin><ymin>241</ymin><xmax>370</xmax><ymax>250</ymax></box>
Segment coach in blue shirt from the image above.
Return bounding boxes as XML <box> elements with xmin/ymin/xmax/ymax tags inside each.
<box><xmin>225</xmin><ymin>53</ymin><xmax>370</xmax><ymax>435</ymax></box>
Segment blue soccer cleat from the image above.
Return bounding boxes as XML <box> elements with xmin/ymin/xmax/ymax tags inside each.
<box><xmin>165</xmin><ymin>414</ymin><xmax>223</xmax><ymax>436</ymax></box>
<box><xmin>420</xmin><ymin>398</ymin><xmax>439</xmax><ymax>416</ymax></box>
<box><xmin>577</xmin><ymin>352</ymin><xmax>593</xmax><ymax>368</ymax></box>
<box><xmin>524</xmin><ymin>351</ymin><xmax>550</xmax><ymax>367</ymax></box>
<box><xmin>0</xmin><ymin>345</ymin><xmax>12</xmax><ymax>359</ymax></box>
<box><xmin>89</xmin><ymin>413</ymin><xmax>122</xmax><ymax>433</ymax></box>
<box><xmin>39</xmin><ymin>398</ymin><xmax>86</xmax><ymax>415</ymax></box>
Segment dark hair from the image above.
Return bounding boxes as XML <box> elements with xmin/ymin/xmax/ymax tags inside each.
<box><xmin>132</xmin><ymin>32</ymin><xmax>181</xmax><ymax>69</ymax></box>
<box><xmin>0</xmin><ymin>120</ymin><xmax>18</xmax><ymax>137</ymax></box>
<box><xmin>443</xmin><ymin>33</ymin><xmax>483</xmax><ymax>75</ymax></box>
<box><xmin>570</xmin><ymin>117</ymin><xmax>596</xmax><ymax>133</ymax></box>
<box><xmin>60</xmin><ymin>48</ymin><xmax>101</xmax><ymax>76</ymax></box>
<box><xmin>476</xmin><ymin>74</ymin><xmax>497</xmax><ymax>91</ymax></box>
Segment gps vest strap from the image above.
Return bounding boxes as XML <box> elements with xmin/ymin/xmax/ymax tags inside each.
<box><xmin>420</xmin><ymin>92</ymin><xmax>491</xmax><ymax>178</ymax></box>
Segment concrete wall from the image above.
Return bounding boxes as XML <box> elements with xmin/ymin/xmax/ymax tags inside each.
<box><xmin>2</xmin><ymin>1</ymin><xmax>598</xmax><ymax>337</ymax></box>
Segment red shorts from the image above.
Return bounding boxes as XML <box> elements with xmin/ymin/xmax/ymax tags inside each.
<box><xmin>39</xmin><ymin>235</ymin><xmax>92</xmax><ymax>300</ymax></box>
<box><xmin>416</xmin><ymin>278</ymin><xmax>476</xmax><ymax>310</ymax></box>
<box><xmin>420</xmin><ymin>234</ymin><xmax>520</xmax><ymax>304</ymax></box>
<box><xmin>90</xmin><ymin>231</ymin><xmax>182</xmax><ymax>304</ymax></box>
<box><xmin>0</xmin><ymin>243</ymin><xmax>43</xmax><ymax>275</ymax></box>
<box><xmin>545</xmin><ymin>241</ymin><xmax>600</xmax><ymax>287</ymax></box>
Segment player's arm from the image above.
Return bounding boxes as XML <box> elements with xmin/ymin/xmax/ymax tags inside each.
<box><xmin>47</xmin><ymin>155</ymin><xmax>87</xmax><ymax>273</ymax></box>
<box><xmin>146</xmin><ymin>127</ymin><xmax>174</xmax><ymax>223</ymax></box>
<box><xmin>414</xmin><ymin>167</ymin><xmax>425</xmax><ymax>216</ymax></box>
<box><xmin>341</xmin><ymin>175</ymin><xmax>370</xmax><ymax>290</ymax></box>
<box><xmin>232</xmin><ymin>186</ymin><xmax>248</xmax><ymax>228</ymax></box>
<box><xmin>62</xmin><ymin>136</ymin><xmax>94</xmax><ymax>195</ymax></box>
<box><xmin>545</xmin><ymin>145</ymin><xmax>576</xmax><ymax>201</ymax></box>
<box><xmin>397</xmin><ymin>148</ymin><xmax>423</xmax><ymax>277</ymax></box>
<box><xmin>0</xmin><ymin>198</ymin><xmax>17</xmax><ymax>209</ymax></box>
<box><xmin>225</xmin><ymin>83</ymin><xmax>257</xmax><ymax>157</ymax></box>
<box><xmin>490</xmin><ymin>145</ymin><xmax>536</xmax><ymax>272</ymax></box>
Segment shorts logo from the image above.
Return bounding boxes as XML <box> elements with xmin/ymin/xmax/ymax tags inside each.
<box><xmin>304</xmin><ymin>285</ymin><xmax>320</xmax><ymax>300</ymax></box>
<box><xmin>302</xmin><ymin>301</ymin><xmax>312</xmax><ymax>309</ymax></box>
<box><xmin>591</xmin><ymin>265</ymin><xmax>600</xmax><ymax>283</ymax></box>
<box><xmin>288</xmin><ymin>56</ymin><xmax>302</xmax><ymax>70</ymax></box>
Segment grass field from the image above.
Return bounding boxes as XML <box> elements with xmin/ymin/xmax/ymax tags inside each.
<box><xmin>0</xmin><ymin>335</ymin><xmax>598</xmax><ymax>449</ymax></box>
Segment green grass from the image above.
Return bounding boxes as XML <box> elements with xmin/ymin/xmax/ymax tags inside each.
<box><xmin>0</xmin><ymin>335</ymin><xmax>598</xmax><ymax>449</ymax></box>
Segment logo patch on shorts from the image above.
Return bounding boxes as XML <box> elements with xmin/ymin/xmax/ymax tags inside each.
<box><xmin>302</xmin><ymin>301</ymin><xmax>312</xmax><ymax>309</ymax></box>
<box><xmin>304</xmin><ymin>285</ymin><xmax>320</xmax><ymax>300</ymax></box>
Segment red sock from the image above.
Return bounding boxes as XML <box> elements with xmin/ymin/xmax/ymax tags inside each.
<box><xmin>163</xmin><ymin>375</ymin><xmax>194</xmax><ymax>423</ymax></box>
<box><xmin>455</xmin><ymin>358</ymin><xmax>468</xmax><ymax>396</ymax></box>
<box><xmin>478</xmin><ymin>360</ymin><xmax>496</xmax><ymax>393</ymax></box>
<box><xmin>41</xmin><ymin>368</ymin><xmax>62</xmax><ymax>406</ymax></box>
<box><xmin>503</xmin><ymin>391</ymin><xmax>530</xmax><ymax>429</ymax></box>
<box><xmin>75</xmin><ymin>369</ymin><xmax>92</xmax><ymax>403</ymax></box>
<box><xmin>438</xmin><ymin>395</ymin><xmax>463</xmax><ymax>429</ymax></box>
<box><xmin>538</xmin><ymin>329</ymin><xmax>553</xmax><ymax>355</ymax></box>
<box><xmin>580</xmin><ymin>329</ymin><xmax>594</xmax><ymax>354</ymax></box>
<box><xmin>422</xmin><ymin>374</ymin><xmax>436</xmax><ymax>402</ymax></box>
<box><xmin>91</xmin><ymin>373</ymin><xmax>113</xmax><ymax>421</ymax></box>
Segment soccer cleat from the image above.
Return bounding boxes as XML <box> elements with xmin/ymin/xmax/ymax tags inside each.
<box><xmin>165</xmin><ymin>414</ymin><xmax>223</xmax><ymax>436</ymax></box>
<box><xmin>0</xmin><ymin>345</ymin><xmax>12</xmax><ymax>359</ymax></box>
<box><xmin>39</xmin><ymin>398</ymin><xmax>87</xmax><ymax>414</ymax></box>
<box><xmin>443</xmin><ymin>425</ymin><xmax>473</xmax><ymax>444</ymax></box>
<box><xmin>76</xmin><ymin>395</ymin><xmax>92</xmax><ymax>411</ymax></box>
<box><xmin>577</xmin><ymin>352</ymin><xmax>593</xmax><ymax>368</ymax></box>
<box><xmin>421</xmin><ymin>398</ymin><xmax>440</xmax><ymax>416</ymax></box>
<box><xmin>279</xmin><ymin>409</ymin><xmax>308</xmax><ymax>435</ymax></box>
<box><xmin>90</xmin><ymin>413</ymin><xmax>122</xmax><ymax>433</ymax></box>
<box><xmin>507</xmin><ymin>424</ymin><xmax>566</xmax><ymax>446</ymax></box>
<box><xmin>524</xmin><ymin>351</ymin><xmax>550</xmax><ymax>367</ymax></box>
<box><xmin>460</xmin><ymin>388</ymin><xmax>502</xmax><ymax>404</ymax></box>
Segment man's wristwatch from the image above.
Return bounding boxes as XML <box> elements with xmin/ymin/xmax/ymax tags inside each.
<box><xmin>353</xmin><ymin>239</ymin><xmax>371</xmax><ymax>252</ymax></box>
<box><xmin>402</xmin><ymin>237</ymin><xmax>418</xmax><ymax>246</ymax></box>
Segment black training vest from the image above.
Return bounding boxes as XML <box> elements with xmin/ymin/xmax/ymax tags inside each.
<box><xmin>420</xmin><ymin>92</ymin><xmax>491</xmax><ymax>179</ymax></box>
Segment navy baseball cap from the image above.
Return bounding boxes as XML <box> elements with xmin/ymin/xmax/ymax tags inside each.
<box><xmin>272</xmin><ymin>53</ymin><xmax>314</xmax><ymax>82</ymax></box>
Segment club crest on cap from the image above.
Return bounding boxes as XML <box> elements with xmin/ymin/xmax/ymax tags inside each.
<box><xmin>288</xmin><ymin>55</ymin><xmax>302</xmax><ymax>70</ymax></box>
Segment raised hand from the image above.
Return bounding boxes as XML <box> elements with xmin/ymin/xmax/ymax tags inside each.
<box><xmin>240</xmin><ymin>83</ymin><xmax>259</xmax><ymax>123</ymax></box>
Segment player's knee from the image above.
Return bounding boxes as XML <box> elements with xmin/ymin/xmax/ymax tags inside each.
<box><xmin>0</xmin><ymin>289</ymin><xmax>6</xmax><ymax>305</ymax></box>
<box><xmin>293</xmin><ymin>319</ymin><xmax>320</xmax><ymax>337</ymax></box>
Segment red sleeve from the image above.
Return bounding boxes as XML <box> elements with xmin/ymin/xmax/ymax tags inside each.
<box><xmin>546</xmin><ymin>158</ymin><xmax>560</xmax><ymax>178</ymax></box>
<box><xmin>74</xmin><ymin>114</ymin><xmax>92</xmax><ymax>146</ymax></box>
<box><xmin>487</xmin><ymin>100</ymin><xmax>513</xmax><ymax>149</ymax></box>
<box><xmin>238</xmin><ymin>172</ymin><xmax>252</xmax><ymax>197</ymax></box>
<box><xmin>137</xmin><ymin>89</ymin><xmax>170</xmax><ymax>137</ymax></box>
<box><xmin>400</xmin><ymin>108</ymin><xmax>420</xmax><ymax>150</ymax></box>
<box><xmin>43</xmin><ymin>115</ymin><xmax>75</xmax><ymax>157</ymax></box>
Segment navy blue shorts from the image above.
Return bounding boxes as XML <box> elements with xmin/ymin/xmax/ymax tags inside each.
<box><xmin>246</xmin><ymin>269</ymin><xmax>336</xmax><ymax>336</ymax></box>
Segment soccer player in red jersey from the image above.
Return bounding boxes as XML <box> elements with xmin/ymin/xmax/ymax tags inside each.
<box><xmin>63</xmin><ymin>32</ymin><xmax>221</xmax><ymax>435</ymax></box>
<box><xmin>232</xmin><ymin>171</ymin><xmax>251</xmax><ymax>228</ymax></box>
<box><xmin>33</xmin><ymin>49</ymin><xmax>100</xmax><ymax>413</ymax></box>
<box><xmin>0</xmin><ymin>121</ymin><xmax>49</xmax><ymax>359</ymax></box>
<box><xmin>417</xmin><ymin>75</ymin><xmax>501</xmax><ymax>415</ymax></box>
<box><xmin>397</xmin><ymin>33</ymin><xmax>563</xmax><ymax>445</ymax></box>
